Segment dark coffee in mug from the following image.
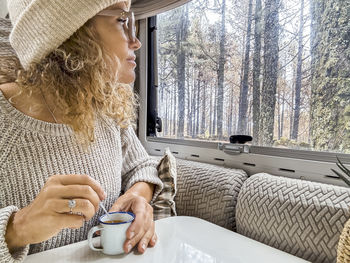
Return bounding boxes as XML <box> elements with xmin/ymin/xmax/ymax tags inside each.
<box><xmin>104</xmin><ymin>220</ymin><xmax>124</xmax><ymax>224</ymax></box>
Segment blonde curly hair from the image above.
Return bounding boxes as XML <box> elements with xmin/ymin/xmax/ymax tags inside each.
<box><xmin>13</xmin><ymin>19</ymin><xmax>138</xmax><ymax>148</ymax></box>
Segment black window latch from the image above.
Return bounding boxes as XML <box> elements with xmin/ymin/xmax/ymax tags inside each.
<box><xmin>155</xmin><ymin>117</ymin><xmax>162</xmax><ymax>133</ymax></box>
<box><xmin>229</xmin><ymin>135</ymin><xmax>253</xmax><ymax>144</ymax></box>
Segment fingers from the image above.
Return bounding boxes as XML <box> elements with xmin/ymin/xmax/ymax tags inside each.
<box><xmin>108</xmin><ymin>203</ymin><xmax>121</xmax><ymax>213</ymax></box>
<box><xmin>111</xmin><ymin>193</ymin><xmax>156</xmax><ymax>254</ymax></box>
<box><xmin>49</xmin><ymin>174</ymin><xmax>106</xmax><ymax>201</ymax></box>
<box><xmin>149</xmin><ymin>233</ymin><xmax>157</xmax><ymax>247</ymax></box>
<box><xmin>125</xmin><ymin>211</ymin><xmax>148</xmax><ymax>240</ymax></box>
<box><xmin>124</xmin><ymin>217</ymin><xmax>155</xmax><ymax>254</ymax></box>
<box><xmin>109</xmin><ymin>197</ymin><xmax>131</xmax><ymax>213</ymax></box>
<box><xmin>48</xmin><ymin>199</ymin><xmax>96</xmax><ymax>220</ymax></box>
<box><xmin>137</xmin><ymin>223</ymin><xmax>156</xmax><ymax>253</ymax></box>
<box><xmin>124</xmin><ymin>229</ymin><xmax>145</xmax><ymax>254</ymax></box>
<box><xmin>50</xmin><ymin>185</ymin><xmax>101</xmax><ymax>211</ymax></box>
<box><xmin>56</xmin><ymin>213</ymin><xmax>85</xmax><ymax>229</ymax></box>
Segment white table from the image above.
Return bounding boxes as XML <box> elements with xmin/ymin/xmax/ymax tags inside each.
<box><xmin>24</xmin><ymin>216</ymin><xmax>309</xmax><ymax>263</ymax></box>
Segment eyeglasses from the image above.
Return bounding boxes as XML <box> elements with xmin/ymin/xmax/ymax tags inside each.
<box><xmin>97</xmin><ymin>9</ymin><xmax>137</xmax><ymax>42</ymax></box>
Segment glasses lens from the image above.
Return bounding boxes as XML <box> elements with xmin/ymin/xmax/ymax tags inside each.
<box><xmin>128</xmin><ymin>12</ymin><xmax>136</xmax><ymax>42</ymax></box>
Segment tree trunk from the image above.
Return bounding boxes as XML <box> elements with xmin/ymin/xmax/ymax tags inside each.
<box><xmin>209</xmin><ymin>85</ymin><xmax>213</xmax><ymax>137</ymax></box>
<box><xmin>260</xmin><ymin>0</ymin><xmax>280</xmax><ymax>146</ymax></box>
<box><xmin>289</xmin><ymin>83</ymin><xmax>294</xmax><ymax>139</ymax></box>
<box><xmin>192</xmin><ymin>80</ymin><xmax>197</xmax><ymax>138</ymax></box>
<box><xmin>201</xmin><ymin>79</ymin><xmax>206</xmax><ymax>135</ymax></box>
<box><xmin>227</xmin><ymin>87</ymin><xmax>233</xmax><ymax>136</ymax></box>
<box><xmin>176</xmin><ymin>5</ymin><xmax>189</xmax><ymax>139</ymax></box>
<box><xmin>196</xmin><ymin>77</ymin><xmax>200</xmax><ymax>136</ymax></box>
<box><xmin>185</xmin><ymin>60</ymin><xmax>191</xmax><ymax>137</ymax></box>
<box><xmin>247</xmin><ymin>102</ymin><xmax>253</xmax><ymax>136</ymax></box>
<box><xmin>216</xmin><ymin>0</ymin><xmax>226</xmax><ymax>140</ymax></box>
<box><xmin>233</xmin><ymin>100</ymin><xmax>238</xmax><ymax>134</ymax></box>
<box><xmin>310</xmin><ymin>0</ymin><xmax>350</xmax><ymax>151</ymax></box>
<box><xmin>252</xmin><ymin>0</ymin><xmax>262</xmax><ymax>143</ymax></box>
<box><xmin>165</xmin><ymin>88</ymin><xmax>169</xmax><ymax>136</ymax></box>
<box><xmin>237</xmin><ymin>0</ymin><xmax>253</xmax><ymax>135</ymax></box>
<box><xmin>173</xmin><ymin>86</ymin><xmax>177</xmax><ymax>136</ymax></box>
<box><xmin>277</xmin><ymin>88</ymin><xmax>281</xmax><ymax>140</ymax></box>
<box><xmin>291</xmin><ymin>0</ymin><xmax>304</xmax><ymax>140</ymax></box>
<box><xmin>281</xmin><ymin>89</ymin><xmax>285</xmax><ymax>138</ymax></box>
<box><xmin>187</xmin><ymin>78</ymin><xmax>192</xmax><ymax>137</ymax></box>
<box><xmin>172</xmin><ymin>84</ymin><xmax>177</xmax><ymax>136</ymax></box>
<box><xmin>212</xmin><ymin>87</ymin><xmax>218</xmax><ymax>136</ymax></box>
<box><xmin>169</xmin><ymin>85</ymin><xmax>173</xmax><ymax>136</ymax></box>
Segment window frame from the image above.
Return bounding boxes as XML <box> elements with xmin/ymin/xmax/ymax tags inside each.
<box><xmin>146</xmin><ymin>16</ymin><xmax>158</xmax><ymax>137</ymax></box>
<box><xmin>135</xmin><ymin>16</ymin><xmax>350</xmax><ymax>187</ymax></box>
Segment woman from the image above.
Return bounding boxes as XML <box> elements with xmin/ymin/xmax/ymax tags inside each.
<box><xmin>0</xmin><ymin>0</ymin><xmax>163</xmax><ymax>262</ymax></box>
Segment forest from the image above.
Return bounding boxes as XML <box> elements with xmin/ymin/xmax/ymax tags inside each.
<box><xmin>156</xmin><ymin>0</ymin><xmax>350</xmax><ymax>153</ymax></box>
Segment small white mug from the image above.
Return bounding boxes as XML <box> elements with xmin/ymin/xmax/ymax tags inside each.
<box><xmin>88</xmin><ymin>211</ymin><xmax>135</xmax><ymax>255</ymax></box>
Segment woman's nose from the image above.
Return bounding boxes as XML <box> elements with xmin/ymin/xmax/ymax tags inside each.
<box><xmin>130</xmin><ymin>38</ymin><xmax>142</xmax><ymax>51</ymax></box>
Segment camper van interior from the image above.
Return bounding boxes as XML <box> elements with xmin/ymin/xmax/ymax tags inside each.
<box><xmin>0</xmin><ymin>0</ymin><xmax>350</xmax><ymax>262</ymax></box>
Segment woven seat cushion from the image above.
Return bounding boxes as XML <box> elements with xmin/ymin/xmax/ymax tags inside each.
<box><xmin>175</xmin><ymin>159</ymin><xmax>248</xmax><ymax>230</ymax></box>
<box><xmin>236</xmin><ymin>173</ymin><xmax>350</xmax><ymax>263</ymax></box>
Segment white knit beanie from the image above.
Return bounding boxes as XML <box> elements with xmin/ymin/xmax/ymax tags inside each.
<box><xmin>7</xmin><ymin>0</ymin><xmax>131</xmax><ymax>69</ymax></box>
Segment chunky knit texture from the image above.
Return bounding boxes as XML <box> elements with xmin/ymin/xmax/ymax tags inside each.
<box><xmin>0</xmin><ymin>18</ymin><xmax>21</xmax><ymax>85</ymax></box>
<box><xmin>0</xmin><ymin>19</ymin><xmax>15</xmax><ymax>57</ymax></box>
<box><xmin>7</xmin><ymin>0</ymin><xmax>131</xmax><ymax>69</ymax></box>
<box><xmin>0</xmin><ymin>90</ymin><xmax>163</xmax><ymax>262</ymax></box>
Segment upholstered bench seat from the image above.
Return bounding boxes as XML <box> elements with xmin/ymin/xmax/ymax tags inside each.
<box><xmin>175</xmin><ymin>159</ymin><xmax>248</xmax><ymax>231</ymax></box>
<box><xmin>151</xmin><ymin>155</ymin><xmax>350</xmax><ymax>262</ymax></box>
<box><xmin>236</xmin><ymin>173</ymin><xmax>350</xmax><ymax>263</ymax></box>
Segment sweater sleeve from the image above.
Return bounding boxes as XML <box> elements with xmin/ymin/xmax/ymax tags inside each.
<box><xmin>120</xmin><ymin>126</ymin><xmax>163</xmax><ymax>203</ymax></box>
<box><xmin>0</xmin><ymin>206</ymin><xmax>29</xmax><ymax>263</ymax></box>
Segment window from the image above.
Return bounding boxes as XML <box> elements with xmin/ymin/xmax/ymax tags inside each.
<box><xmin>153</xmin><ymin>0</ymin><xmax>350</xmax><ymax>154</ymax></box>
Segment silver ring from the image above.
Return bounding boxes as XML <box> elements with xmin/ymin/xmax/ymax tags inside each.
<box><xmin>68</xmin><ymin>199</ymin><xmax>76</xmax><ymax>214</ymax></box>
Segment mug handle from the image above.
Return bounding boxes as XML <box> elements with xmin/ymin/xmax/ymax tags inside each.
<box><xmin>88</xmin><ymin>225</ymin><xmax>103</xmax><ymax>251</ymax></box>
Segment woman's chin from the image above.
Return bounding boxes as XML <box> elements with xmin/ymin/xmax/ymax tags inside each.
<box><xmin>118</xmin><ymin>73</ymin><xmax>136</xmax><ymax>84</ymax></box>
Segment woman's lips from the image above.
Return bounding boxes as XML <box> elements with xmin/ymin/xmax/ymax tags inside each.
<box><xmin>127</xmin><ymin>56</ymin><xmax>136</xmax><ymax>61</ymax></box>
<box><xmin>127</xmin><ymin>58</ymin><xmax>136</xmax><ymax>66</ymax></box>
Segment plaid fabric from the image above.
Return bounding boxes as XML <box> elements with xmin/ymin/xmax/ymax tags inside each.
<box><xmin>152</xmin><ymin>148</ymin><xmax>177</xmax><ymax>220</ymax></box>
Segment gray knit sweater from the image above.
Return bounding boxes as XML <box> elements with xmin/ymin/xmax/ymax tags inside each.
<box><xmin>0</xmin><ymin>91</ymin><xmax>163</xmax><ymax>262</ymax></box>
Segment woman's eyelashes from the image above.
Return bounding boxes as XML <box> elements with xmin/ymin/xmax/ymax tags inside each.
<box><xmin>117</xmin><ymin>18</ymin><xmax>127</xmax><ymax>24</ymax></box>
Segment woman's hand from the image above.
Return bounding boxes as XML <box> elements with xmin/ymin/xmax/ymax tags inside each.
<box><xmin>109</xmin><ymin>192</ymin><xmax>156</xmax><ymax>254</ymax></box>
<box><xmin>5</xmin><ymin>174</ymin><xmax>105</xmax><ymax>251</ymax></box>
